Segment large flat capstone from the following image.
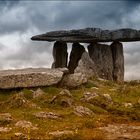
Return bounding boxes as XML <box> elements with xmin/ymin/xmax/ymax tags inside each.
<box><xmin>0</xmin><ymin>68</ymin><xmax>67</xmax><ymax>89</ymax></box>
<box><xmin>31</xmin><ymin>28</ymin><xmax>140</xmax><ymax>43</ymax></box>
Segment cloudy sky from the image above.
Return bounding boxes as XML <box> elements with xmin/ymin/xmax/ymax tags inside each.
<box><xmin>0</xmin><ymin>0</ymin><xmax>140</xmax><ymax>80</ymax></box>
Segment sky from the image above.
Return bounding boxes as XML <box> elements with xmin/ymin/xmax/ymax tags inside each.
<box><xmin>0</xmin><ymin>0</ymin><xmax>140</xmax><ymax>80</ymax></box>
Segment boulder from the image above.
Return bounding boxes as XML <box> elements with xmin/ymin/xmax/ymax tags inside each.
<box><xmin>34</xmin><ymin>112</ymin><xmax>61</xmax><ymax>120</ymax></box>
<box><xmin>111</xmin><ymin>41</ymin><xmax>124</xmax><ymax>82</ymax></box>
<box><xmin>68</xmin><ymin>43</ymin><xmax>85</xmax><ymax>73</ymax></box>
<box><xmin>88</xmin><ymin>43</ymin><xmax>113</xmax><ymax>80</ymax></box>
<box><xmin>60</xmin><ymin>73</ymin><xmax>87</xmax><ymax>88</ymax></box>
<box><xmin>31</xmin><ymin>28</ymin><xmax>140</xmax><ymax>43</ymax></box>
<box><xmin>0</xmin><ymin>68</ymin><xmax>67</xmax><ymax>89</ymax></box>
<box><xmin>50</xmin><ymin>89</ymin><xmax>73</xmax><ymax>107</ymax></box>
<box><xmin>0</xmin><ymin>113</ymin><xmax>13</xmax><ymax>125</ymax></box>
<box><xmin>51</xmin><ymin>41</ymin><xmax>68</xmax><ymax>68</ymax></box>
<box><xmin>33</xmin><ymin>88</ymin><xmax>45</xmax><ymax>99</ymax></box>
<box><xmin>75</xmin><ymin>51</ymin><xmax>97</xmax><ymax>78</ymax></box>
<box><xmin>80</xmin><ymin>92</ymin><xmax>99</xmax><ymax>102</ymax></box>
<box><xmin>74</xmin><ymin>106</ymin><xmax>94</xmax><ymax>117</ymax></box>
<box><xmin>15</xmin><ymin>120</ymin><xmax>38</xmax><ymax>130</ymax></box>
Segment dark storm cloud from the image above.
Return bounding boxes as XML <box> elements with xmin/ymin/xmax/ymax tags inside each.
<box><xmin>0</xmin><ymin>1</ymin><xmax>140</xmax><ymax>80</ymax></box>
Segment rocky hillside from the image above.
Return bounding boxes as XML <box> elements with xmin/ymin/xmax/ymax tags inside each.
<box><xmin>0</xmin><ymin>78</ymin><xmax>139</xmax><ymax>140</ymax></box>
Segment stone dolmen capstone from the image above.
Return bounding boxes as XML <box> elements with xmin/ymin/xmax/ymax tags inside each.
<box><xmin>31</xmin><ymin>28</ymin><xmax>140</xmax><ymax>42</ymax></box>
<box><xmin>31</xmin><ymin>28</ymin><xmax>140</xmax><ymax>82</ymax></box>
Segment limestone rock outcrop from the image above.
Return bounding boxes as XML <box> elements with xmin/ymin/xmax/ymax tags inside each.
<box><xmin>0</xmin><ymin>68</ymin><xmax>67</xmax><ymax>89</ymax></box>
<box><xmin>31</xmin><ymin>28</ymin><xmax>140</xmax><ymax>43</ymax></box>
<box><xmin>52</xmin><ymin>41</ymin><xmax>68</xmax><ymax>68</ymax></box>
<box><xmin>88</xmin><ymin>43</ymin><xmax>114</xmax><ymax>80</ymax></box>
<box><xmin>68</xmin><ymin>43</ymin><xmax>85</xmax><ymax>73</ymax></box>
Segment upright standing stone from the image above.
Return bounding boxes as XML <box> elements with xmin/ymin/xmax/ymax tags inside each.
<box><xmin>88</xmin><ymin>43</ymin><xmax>113</xmax><ymax>80</ymax></box>
<box><xmin>68</xmin><ymin>43</ymin><xmax>85</xmax><ymax>73</ymax></box>
<box><xmin>110</xmin><ymin>41</ymin><xmax>124</xmax><ymax>82</ymax></box>
<box><xmin>52</xmin><ymin>41</ymin><xmax>68</xmax><ymax>68</ymax></box>
<box><xmin>74</xmin><ymin>51</ymin><xmax>98</xmax><ymax>79</ymax></box>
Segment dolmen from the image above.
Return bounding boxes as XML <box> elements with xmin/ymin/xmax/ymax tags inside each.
<box><xmin>31</xmin><ymin>28</ymin><xmax>140</xmax><ymax>82</ymax></box>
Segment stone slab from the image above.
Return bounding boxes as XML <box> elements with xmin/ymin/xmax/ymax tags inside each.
<box><xmin>0</xmin><ymin>68</ymin><xmax>67</xmax><ymax>89</ymax></box>
<box><xmin>31</xmin><ymin>28</ymin><xmax>140</xmax><ymax>43</ymax></box>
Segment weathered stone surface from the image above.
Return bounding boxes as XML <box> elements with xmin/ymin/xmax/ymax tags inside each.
<box><xmin>48</xmin><ymin>130</ymin><xmax>74</xmax><ymax>138</ymax></box>
<box><xmin>0</xmin><ymin>127</ymin><xmax>12</xmax><ymax>133</ymax></box>
<box><xmin>68</xmin><ymin>43</ymin><xmax>85</xmax><ymax>73</ymax></box>
<box><xmin>34</xmin><ymin>112</ymin><xmax>61</xmax><ymax>120</ymax></box>
<box><xmin>51</xmin><ymin>41</ymin><xmax>68</xmax><ymax>68</ymax></box>
<box><xmin>81</xmin><ymin>92</ymin><xmax>113</xmax><ymax>107</ymax></box>
<box><xmin>15</xmin><ymin>120</ymin><xmax>38</xmax><ymax>130</ymax></box>
<box><xmin>3</xmin><ymin>92</ymin><xmax>39</xmax><ymax>109</ymax></box>
<box><xmin>111</xmin><ymin>41</ymin><xmax>124</xmax><ymax>82</ymax></box>
<box><xmin>31</xmin><ymin>28</ymin><xmax>140</xmax><ymax>43</ymax></box>
<box><xmin>88</xmin><ymin>43</ymin><xmax>113</xmax><ymax>80</ymax></box>
<box><xmin>14</xmin><ymin>133</ymin><xmax>28</xmax><ymax>139</ymax></box>
<box><xmin>33</xmin><ymin>88</ymin><xmax>45</xmax><ymax>99</ymax></box>
<box><xmin>0</xmin><ymin>113</ymin><xmax>13</xmax><ymax>125</ymax></box>
<box><xmin>99</xmin><ymin>124</ymin><xmax>140</xmax><ymax>140</ymax></box>
<box><xmin>60</xmin><ymin>73</ymin><xmax>87</xmax><ymax>88</ymax></box>
<box><xmin>50</xmin><ymin>89</ymin><xmax>73</xmax><ymax>107</ymax></box>
<box><xmin>0</xmin><ymin>68</ymin><xmax>66</xmax><ymax>89</ymax></box>
<box><xmin>74</xmin><ymin>106</ymin><xmax>94</xmax><ymax>117</ymax></box>
<box><xmin>75</xmin><ymin>51</ymin><xmax>97</xmax><ymax>78</ymax></box>
<box><xmin>80</xmin><ymin>92</ymin><xmax>99</xmax><ymax>102</ymax></box>
<box><xmin>124</xmin><ymin>102</ymin><xmax>133</xmax><ymax>108</ymax></box>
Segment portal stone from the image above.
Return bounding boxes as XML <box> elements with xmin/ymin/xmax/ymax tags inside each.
<box><xmin>111</xmin><ymin>41</ymin><xmax>124</xmax><ymax>82</ymax></box>
<box><xmin>74</xmin><ymin>51</ymin><xmax>98</xmax><ymax>79</ymax></box>
<box><xmin>51</xmin><ymin>41</ymin><xmax>68</xmax><ymax>68</ymax></box>
<box><xmin>68</xmin><ymin>43</ymin><xmax>85</xmax><ymax>73</ymax></box>
<box><xmin>88</xmin><ymin>43</ymin><xmax>113</xmax><ymax>80</ymax></box>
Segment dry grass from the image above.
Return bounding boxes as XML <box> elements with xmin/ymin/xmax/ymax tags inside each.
<box><xmin>0</xmin><ymin>79</ymin><xmax>139</xmax><ymax>139</ymax></box>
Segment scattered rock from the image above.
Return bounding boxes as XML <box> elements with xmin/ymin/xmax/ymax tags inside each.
<box><xmin>34</xmin><ymin>112</ymin><xmax>61</xmax><ymax>120</ymax></box>
<box><xmin>0</xmin><ymin>68</ymin><xmax>66</xmax><ymax>89</ymax></box>
<box><xmin>81</xmin><ymin>92</ymin><xmax>113</xmax><ymax>107</ymax></box>
<box><xmin>75</xmin><ymin>51</ymin><xmax>97</xmax><ymax>79</ymax></box>
<box><xmin>0</xmin><ymin>113</ymin><xmax>13</xmax><ymax>125</ymax></box>
<box><xmin>3</xmin><ymin>93</ymin><xmax>39</xmax><ymax>109</ymax></box>
<box><xmin>91</xmin><ymin>87</ymin><xmax>99</xmax><ymax>90</ymax></box>
<box><xmin>0</xmin><ymin>127</ymin><xmax>12</xmax><ymax>133</ymax></box>
<box><xmin>33</xmin><ymin>88</ymin><xmax>45</xmax><ymax>98</ymax></box>
<box><xmin>50</xmin><ymin>89</ymin><xmax>73</xmax><ymax>107</ymax></box>
<box><xmin>74</xmin><ymin>106</ymin><xmax>94</xmax><ymax>117</ymax></box>
<box><xmin>59</xmin><ymin>89</ymin><xmax>72</xmax><ymax>97</ymax></box>
<box><xmin>15</xmin><ymin>120</ymin><xmax>38</xmax><ymax>130</ymax></box>
<box><xmin>102</xmin><ymin>94</ymin><xmax>113</xmax><ymax>104</ymax></box>
<box><xmin>99</xmin><ymin>124</ymin><xmax>140</xmax><ymax>140</ymax></box>
<box><xmin>14</xmin><ymin>133</ymin><xmax>28</xmax><ymax>139</ymax></box>
<box><xmin>81</xmin><ymin>92</ymin><xmax>99</xmax><ymax>102</ymax></box>
<box><xmin>48</xmin><ymin>130</ymin><xmax>74</xmax><ymax>138</ymax></box>
<box><xmin>124</xmin><ymin>103</ymin><xmax>133</xmax><ymax>108</ymax></box>
<box><xmin>60</xmin><ymin>73</ymin><xmax>87</xmax><ymax>88</ymax></box>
